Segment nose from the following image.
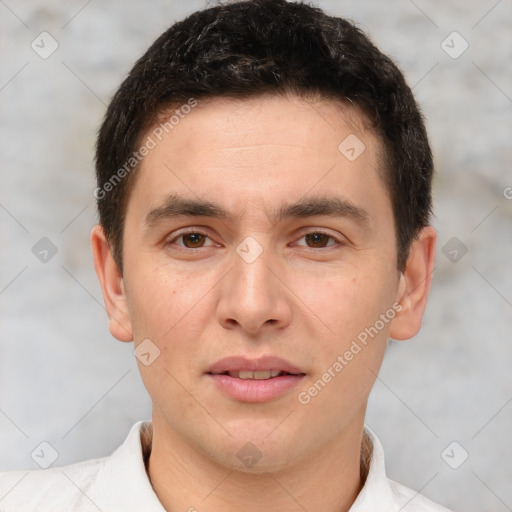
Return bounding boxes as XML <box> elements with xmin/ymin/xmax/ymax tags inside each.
<box><xmin>216</xmin><ymin>239</ymin><xmax>292</xmax><ymax>336</ymax></box>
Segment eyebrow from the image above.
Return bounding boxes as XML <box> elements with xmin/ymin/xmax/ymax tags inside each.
<box><xmin>145</xmin><ymin>193</ymin><xmax>370</xmax><ymax>228</ymax></box>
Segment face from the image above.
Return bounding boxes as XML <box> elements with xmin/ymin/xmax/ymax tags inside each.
<box><xmin>94</xmin><ymin>94</ymin><xmax>428</xmax><ymax>472</ymax></box>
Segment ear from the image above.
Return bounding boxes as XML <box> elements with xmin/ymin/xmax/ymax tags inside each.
<box><xmin>389</xmin><ymin>226</ymin><xmax>436</xmax><ymax>341</ymax></box>
<box><xmin>90</xmin><ymin>225</ymin><xmax>133</xmax><ymax>342</ymax></box>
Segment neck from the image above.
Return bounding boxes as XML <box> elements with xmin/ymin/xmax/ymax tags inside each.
<box><xmin>146</xmin><ymin>412</ymin><xmax>368</xmax><ymax>512</ymax></box>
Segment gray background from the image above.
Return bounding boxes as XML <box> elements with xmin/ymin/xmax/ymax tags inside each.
<box><xmin>1</xmin><ymin>1</ymin><xmax>511</xmax><ymax>511</ymax></box>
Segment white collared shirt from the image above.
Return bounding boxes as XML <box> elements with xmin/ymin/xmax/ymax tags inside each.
<box><xmin>0</xmin><ymin>421</ymin><xmax>452</xmax><ymax>511</ymax></box>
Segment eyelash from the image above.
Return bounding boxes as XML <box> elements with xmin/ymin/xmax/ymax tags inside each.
<box><xmin>167</xmin><ymin>229</ymin><xmax>344</xmax><ymax>250</ymax></box>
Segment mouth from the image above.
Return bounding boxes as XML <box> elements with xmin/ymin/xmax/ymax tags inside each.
<box><xmin>209</xmin><ymin>369</ymin><xmax>302</xmax><ymax>379</ymax></box>
<box><xmin>206</xmin><ymin>356</ymin><xmax>306</xmax><ymax>402</ymax></box>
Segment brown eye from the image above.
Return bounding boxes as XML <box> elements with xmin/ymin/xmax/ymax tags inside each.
<box><xmin>169</xmin><ymin>231</ymin><xmax>212</xmax><ymax>249</ymax></box>
<box><xmin>300</xmin><ymin>232</ymin><xmax>337</xmax><ymax>248</ymax></box>
<box><xmin>180</xmin><ymin>233</ymin><xmax>207</xmax><ymax>248</ymax></box>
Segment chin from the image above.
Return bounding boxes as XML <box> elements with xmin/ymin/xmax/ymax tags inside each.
<box><xmin>211</xmin><ymin>426</ymin><xmax>299</xmax><ymax>474</ymax></box>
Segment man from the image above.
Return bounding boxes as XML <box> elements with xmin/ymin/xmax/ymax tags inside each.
<box><xmin>0</xmin><ymin>1</ymin><xmax>452</xmax><ymax>510</ymax></box>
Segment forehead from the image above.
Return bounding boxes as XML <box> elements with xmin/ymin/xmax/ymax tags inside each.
<box><xmin>127</xmin><ymin>93</ymin><xmax>389</xmax><ymax>226</ymax></box>
<box><xmin>148</xmin><ymin>93</ymin><xmax>377</xmax><ymax>159</ymax></box>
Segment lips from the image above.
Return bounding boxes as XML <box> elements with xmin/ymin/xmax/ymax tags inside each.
<box><xmin>207</xmin><ymin>355</ymin><xmax>305</xmax><ymax>402</ymax></box>
<box><xmin>208</xmin><ymin>355</ymin><xmax>304</xmax><ymax>376</ymax></box>
<box><xmin>225</xmin><ymin>370</ymin><xmax>283</xmax><ymax>379</ymax></box>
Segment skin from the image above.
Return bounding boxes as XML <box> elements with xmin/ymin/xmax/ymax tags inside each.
<box><xmin>91</xmin><ymin>93</ymin><xmax>436</xmax><ymax>512</ymax></box>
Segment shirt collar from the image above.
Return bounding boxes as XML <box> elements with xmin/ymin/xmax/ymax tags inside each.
<box><xmin>349</xmin><ymin>425</ymin><xmax>401</xmax><ymax>511</ymax></box>
<box><xmin>92</xmin><ymin>420</ymin><xmax>165</xmax><ymax>511</ymax></box>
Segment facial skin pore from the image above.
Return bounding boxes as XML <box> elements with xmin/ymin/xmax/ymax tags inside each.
<box><xmin>92</xmin><ymin>94</ymin><xmax>436</xmax><ymax>512</ymax></box>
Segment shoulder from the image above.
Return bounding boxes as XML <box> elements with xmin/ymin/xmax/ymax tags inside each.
<box><xmin>0</xmin><ymin>421</ymin><xmax>161</xmax><ymax>512</ymax></box>
<box><xmin>356</xmin><ymin>426</ymin><xmax>453</xmax><ymax>512</ymax></box>
<box><xmin>388</xmin><ymin>478</ymin><xmax>454</xmax><ymax>512</ymax></box>
<box><xmin>0</xmin><ymin>457</ymin><xmax>107</xmax><ymax>511</ymax></box>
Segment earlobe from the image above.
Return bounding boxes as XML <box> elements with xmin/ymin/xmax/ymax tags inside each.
<box><xmin>389</xmin><ymin>226</ymin><xmax>437</xmax><ymax>341</ymax></box>
<box><xmin>90</xmin><ymin>225</ymin><xmax>133</xmax><ymax>342</ymax></box>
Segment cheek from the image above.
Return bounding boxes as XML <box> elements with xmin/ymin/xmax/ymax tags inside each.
<box><xmin>127</xmin><ymin>269</ymin><xmax>209</xmax><ymax>397</ymax></box>
<box><xmin>295</xmin><ymin>272</ymin><xmax>393</xmax><ymax>419</ymax></box>
<box><xmin>125</xmin><ymin>265</ymin><xmax>206</xmax><ymax>345</ymax></box>
<box><xmin>300</xmin><ymin>272</ymin><xmax>386</xmax><ymax>334</ymax></box>
<box><xmin>298</xmin><ymin>266</ymin><xmax>397</xmax><ymax>366</ymax></box>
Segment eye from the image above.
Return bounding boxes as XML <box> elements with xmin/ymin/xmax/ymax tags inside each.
<box><xmin>166</xmin><ymin>229</ymin><xmax>343</xmax><ymax>250</ymax></box>
<box><xmin>295</xmin><ymin>231</ymin><xmax>341</xmax><ymax>249</ymax></box>
<box><xmin>168</xmin><ymin>231</ymin><xmax>214</xmax><ymax>249</ymax></box>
